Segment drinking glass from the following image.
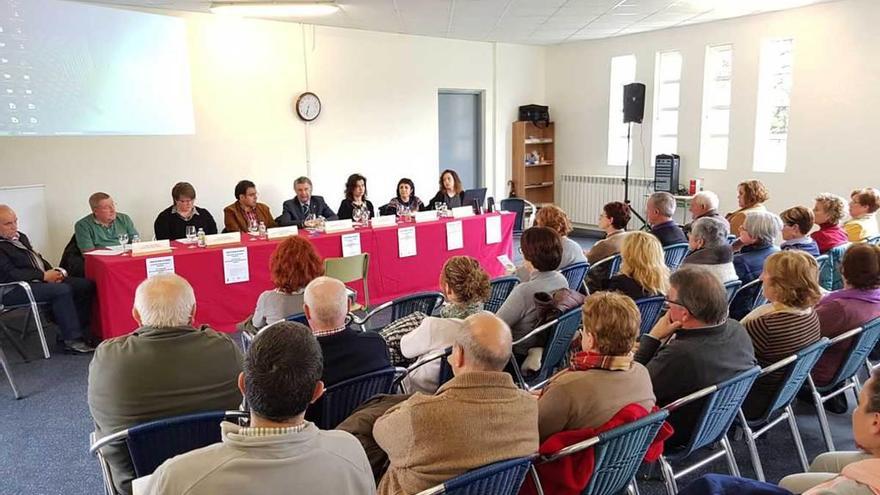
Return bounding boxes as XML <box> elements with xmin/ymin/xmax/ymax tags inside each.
<box><xmin>247</xmin><ymin>219</ymin><xmax>259</xmax><ymax>239</ymax></box>
<box><xmin>186</xmin><ymin>226</ymin><xmax>197</xmax><ymax>248</ymax></box>
<box><xmin>131</xmin><ymin>234</ymin><xmax>140</xmax><ymax>244</ymax></box>
<box><xmin>352</xmin><ymin>208</ymin><xmax>364</xmax><ymax>227</ymax></box>
<box><xmin>117</xmin><ymin>233</ymin><xmax>128</xmax><ymax>252</ymax></box>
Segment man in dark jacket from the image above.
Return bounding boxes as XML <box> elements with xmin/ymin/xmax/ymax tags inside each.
<box><xmin>647</xmin><ymin>192</ymin><xmax>688</xmax><ymax>246</ymax></box>
<box><xmin>0</xmin><ymin>205</ymin><xmax>94</xmax><ymax>353</ymax></box>
<box><xmin>635</xmin><ymin>265</ymin><xmax>756</xmax><ymax>447</ymax></box>
<box><xmin>276</xmin><ymin>176</ymin><xmax>338</xmax><ymax>227</ymax></box>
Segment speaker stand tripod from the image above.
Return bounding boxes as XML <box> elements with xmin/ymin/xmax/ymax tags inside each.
<box><xmin>622</xmin><ymin>122</ymin><xmax>648</xmax><ymax>230</ymax></box>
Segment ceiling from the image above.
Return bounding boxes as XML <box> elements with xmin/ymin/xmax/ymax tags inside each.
<box><xmin>80</xmin><ymin>0</ymin><xmax>839</xmax><ymax>45</ymax></box>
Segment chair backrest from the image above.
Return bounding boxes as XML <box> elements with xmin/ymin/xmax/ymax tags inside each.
<box><xmin>723</xmin><ymin>279</ymin><xmax>742</xmax><ymax>305</ymax></box>
<box><xmin>324</xmin><ymin>253</ymin><xmax>369</xmax><ymax>284</ymax></box>
<box><xmin>587</xmin><ymin>254</ymin><xmax>622</xmax><ymax>283</ymax></box>
<box><xmin>729</xmin><ymin>278</ymin><xmax>766</xmax><ymax>320</ymax></box>
<box><xmin>285</xmin><ymin>312</ymin><xmax>309</xmax><ymax>325</ymax></box>
<box><xmin>822</xmin><ymin>318</ymin><xmax>880</xmax><ymax>392</ymax></box>
<box><xmin>317</xmin><ymin>367</ymin><xmax>396</xmax><ymax>430</ymax></box>
<box><xmin>635</xmin><ymin>296</ymin><xmax>666</xmax><ymax>336</ymax></box>
<box><xmin>867</xmin><ymin>235</ymin><xmax>880</xmax><ymax>246</ymax></box>
<box><xmin>358</xmin><ymin>291</ymin><xmax>445</xmax><ymax>332</ymax></box>
<box><xmin>560</xmin><ymin>262</ymin><xmax>590</xmax><ymax>292</ymax></box>
<box><xmin>815</xmin><ymin>254</ymin><xmax>833</xmax><ymax>291</ymax></box>
<box><xmin>420</xmin><ymin>456</ymin><xmax>533</xmax><ymax>495</ymax></box>
<box><xmin>486</xmin><ymin>276</ymin><xmax>520</xmax><ymax>313</ymax></box>
<box><xmin>438</xmin><ymin>346</ymin><xmax>455</xmax><ymax>388</ymax></box>
<box><xmin>534</xmin><ymin>307</ymin><xmax>582</xmax><ymax>383</ymax></box>
<box><xmin>500</xmin><ymin>198</ymin><xmax>526</xmax><ymax>234</ymax></box>
<box><xmin>753</xmin><ymin>339</ymin><xmax>831</xmax><ymax>422</ymax></box>
<box><xmin>827</xmin><ymin>243</ymin><xmax>851</xmax><ymax>291</ymax></box>
<box><xmin>663</xmin><ymin>243</ymin><xmax>690</xmax><ymax>270</ymax></box>
<box><xmin>126</xmin><ymin>411</ymin><xmax>247</xmax><ymax>478</ymax></box>
<box><xmin>674</xmin><ymin>366</ymin><xmax>761</xmax><ymax>458</ymax></box>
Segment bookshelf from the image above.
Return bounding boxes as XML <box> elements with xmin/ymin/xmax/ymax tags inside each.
<box><xmin>511</xmin><ymin>121</ymin><xmax>554</xmax><ymax>205</ymax></box>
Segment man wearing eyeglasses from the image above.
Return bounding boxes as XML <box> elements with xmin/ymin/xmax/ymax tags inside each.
<box><xmin>634</xmin><ymin>265</ymin><xmax>756</xmax><ymax>448</ymax></box>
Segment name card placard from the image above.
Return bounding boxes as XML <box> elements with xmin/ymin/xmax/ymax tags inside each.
<box><xmin>204</xmin><ymin>232</ymin><xmax>242</xmax><ymax>247</ymax></box>
<box><xmin>324</xmin><ymin>219</ymin><xmax>354</xmax><ymax>234</ymax></box>
<box><xmin>131</xmin><ymin>240</ymin><xmax>171</xmax><ymax>257</ymax></box>
<box><xmin>452</xmin><ymin>206</ymin><xmax>476</xmax><ymax>219</ymax></box>
<box><xmin>267</xmin><ymin>226</ymin><xmax>299</xmax><ymax>239</ymax></box>
<box><xmin>371</xmin><ymin>215</ymin><xmax>397</xmax><ymax>228</ymax></box>
<box><xmin>414</xmin><ymin>210</ymin><xmax>439</xmax><ymax>223</ymax></box>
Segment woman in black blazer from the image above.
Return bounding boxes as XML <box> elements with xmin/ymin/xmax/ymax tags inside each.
<box><xmin>427</xmin><ymin>169</ymin><xmax>465</xmax><ymax>210</ymax></box>
<box><xmin>337</xmin><ymin>173</ymin><xmax>375</xmax><ymax>222</ymax></box>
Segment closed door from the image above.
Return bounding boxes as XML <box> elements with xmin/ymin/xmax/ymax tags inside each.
<box><xmin>438</xmin><ymin>91</ymin><xmax>483</xmax><ymax>189</ymax></box>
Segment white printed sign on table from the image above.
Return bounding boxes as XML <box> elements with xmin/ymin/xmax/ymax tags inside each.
<box><xmin>446</xmin><ymin>220</ymin><xmax>463</xmax><ymax>251</ymax></box>
<box><xmin>267</xmin><ymin>226</ymin><xmax>299</xmax><ymax>239</ymax></box>
<box><xmin>398</xmin><ymin>226</ymin><xmax>417</xmax><ymax>258</ymax></box>
<box><xmin>223</xmin><ymin>247</ymin><xmax>249</xmax><ymax>284</ymax></box>
<box><xmin>341</xmin><ymin>233</ymin><xmax>362</xmax><ymax>257</ymax></box>
<box><xmin>486</xmin><ymin>215</ymin><xmax>502</xmax><ymax>245</ymax></box>
<box><xmin>145</xmin><ymin>256</ymin><xmax>175</xmax><ymax>278</ymax></box>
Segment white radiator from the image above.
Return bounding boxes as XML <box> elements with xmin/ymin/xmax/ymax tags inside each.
<box><xmin>559</xmin><ymin>174</ymin><xmax>655</xmax><ymax>227</ymax></box>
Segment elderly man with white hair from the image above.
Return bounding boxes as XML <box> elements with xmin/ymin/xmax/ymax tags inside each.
<box><xmin>87</xmin><ymin>274</ymin><xmax>243</xmax><ymax>495</ymax></box>
<box><xmin>646</xmin><ymin>191</ymin><xmax>688</xmax><ymax>246</ymax></box>
<box><xmin>683</xmin><ymin>191</ymin><xmax>728</xmax><ymax>235</ymax></box>
<box><xmin>682</xmin><ymin>216</ymin><xmax>738</xmax><ymax>283</ymax></box>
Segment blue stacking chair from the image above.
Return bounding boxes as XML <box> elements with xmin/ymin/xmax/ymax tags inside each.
<box><xmin>866</xmin><ymin>234</ymin><xmax>880</xmax><ymax>246</ymax></box>
<box><xmin>396</xmin><ymin>347</ymin><xmax>454</xmax><ymax>394</ymax></box>
<box><xmin>241</xmin><ymin>313</ymin><xmax>311</xmax><ymax>353</ymax></box>
<box><xmin>729</xmin><ymin>278</ymin><xmax>766</xmax><ymax>321</ymax></box>
<box><xmin>737</xmin><ymin>339</ymin><xmax>831</xmax><ymax>481</ymax></box>
<box><xmin>89</xmin><ymin>410</ymin><xmax>248</xmax><ymax>495</ymax></box>
<box><xmin>286</xmin><ymin>312</ymin><xmax>309</xmax><ymax>325</ymax></box>
<box><xmin>534</xmin><ymin>410</ymin><xmax>670</xmax><ymax>495</ymax></box>
<box><xmin>313</xmin><ymin>367</ymin><xmax>396</xmax><ymax>430</ymax></box>
<box><xmin>415</xmin><ymin>456</ymin><xmax>534</xmax><ymax>495</ymax></box>
<box><xmin>560</xmin><ymin>262</ymin><xmax>590</xmax><ymax>292</ymax></box>
<box><xmin>511</xmin><ymin>307</ymin><xmax>582</xmax><ymax>387</ymax></box>
<box><xmin>352</xmin><ymin>291</ymin><xmax>445</xmax><ymax>332</ymax></box>
<box><xmin>807</xmin><ymin>317</ymin><xmax>880</xmax><ymax>451</ymax></box>
<box><xmin>584</xmin><ymin>254</ymin><xmax>622</xmax><ymax>292</ymax></box>
<box><xmin>658</xmin><ymin>366</ymin><xmax>761</xmax><ymax>495</ymax></box>
<box><xmin>662</xmin><ymin>243</ymin><xmax>690</xmax><ymax>271</ymax></box>
<box><xmin>723</xmin><ymin>279</ymin><xmax>742</xmax><ymax>305</ymax></box>
<box><xmin>816</xmin><ymin>254</ymin><xmax>833</xmax><ymax>291</ymax></box>
<box><xmin>635</xmin><ymin>296</ymin><xmax>666</xmax><ymax>336</ymax></box>
<box><xmin>827</xmin><ymin>243</ymin><xmax>851</xmax><ymax>291</ymax></box>
<box><xmin>0</xmin><ymin>281</ymin><xmax>51</xmax><ymax>360</ymax></box>
<box><xmin>486</xmin><ymin>276</ymin><xmax>520</xmax><ymax>313</ymax></box>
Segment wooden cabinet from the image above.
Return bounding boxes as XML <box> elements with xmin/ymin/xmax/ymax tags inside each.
<box><xmin>511</xmin><ymin>121</ymin><xmax>554</xmax><ymax>205</ymax></box>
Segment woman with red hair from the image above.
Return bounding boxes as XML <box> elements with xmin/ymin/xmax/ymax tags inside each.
<box><xmin>250</xmin><ymin>236</ymin><xmax>324</xmax><ymax>329</ymax></box>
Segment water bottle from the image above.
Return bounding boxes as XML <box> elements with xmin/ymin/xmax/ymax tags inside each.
<box><xmin>258</xmin><ymin>221</ymin><xmax>267</xmax><ymax>240</ymax></box>
<box><xmin>197</xmin><ymin>228</ymin><xmax>206</xmax><ymax>247</ymax></box>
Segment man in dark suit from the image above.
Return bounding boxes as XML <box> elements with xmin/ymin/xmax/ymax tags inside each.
<box><xmin>647</xmin><ymin>191</ymin><xmax>688</xmax><ymax>246</ymax></box>
<box><xmin>276</xmin><ymin>176</ymin><xmax>338</xmax><ymax>227</ymax></box>
<box><xmin>0</xmin><ymin>205</ymin><xmax>94</xmax><ymax>353</ymax></box>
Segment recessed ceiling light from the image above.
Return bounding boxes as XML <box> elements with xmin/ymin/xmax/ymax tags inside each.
<box><xmin>210</xmin><ymin>2</ymin><xmax>339</xmax><ymax>17</ymax></box>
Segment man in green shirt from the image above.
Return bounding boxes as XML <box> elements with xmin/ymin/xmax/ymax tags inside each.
<box><xmin>74</xmin><ymin>192</ymin><xmax>139</xmax><ymax>251</ymax></box>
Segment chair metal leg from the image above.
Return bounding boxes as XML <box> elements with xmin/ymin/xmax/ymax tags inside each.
<box><xmin>786</xmin><ymin>405</ymin><xmax>810</xmax><ymax>473</ymax></box>
<box><xmin>658</xmin><ymin>456</ymin><xmax>678</xmax><ymax>495</ymax></box>
<box><xmin>20</xmin><ymin>284</ymin><xmax>50</xmax><ymax>359</ymax></box>
<box><xmin>720</xmin><ymin>436</ymin><xmax>741</xmax><ymax>478</ymax></box>
<box><xmin>0</xmin><ymin>345</ymin><xmax>21</xmax><ymax>399</ymax></box>
<box><xmin>808</xmin><ymin>376</ymin><xmax>836</xmax><ymax>452</ymax></box>
<box><xmin>738</xmin><ymin>410</ymin><xmax>765</xmax><ymax>481</ymax></box>
<box><xmin>628</xmin><ymin>477</ymin><xmax>641</xmax><ymax>495</ymax></box>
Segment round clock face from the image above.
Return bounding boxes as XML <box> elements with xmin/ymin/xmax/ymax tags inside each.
<box><xmin>296</xmin><ymin>92</ymin><xmax>321</xmax><ymax>121</ymax></box>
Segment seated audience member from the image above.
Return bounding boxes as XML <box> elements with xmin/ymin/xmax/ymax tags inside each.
<box><xmin>373</xmin><ymin>312</ymin><xmax>539</xmax><ymax>495</ymax></box>
<box><xmin>303</xmin><ymin>276</ymin><xmax>389</xmax><ymax>387</ymax></box>
<box><xmin>275</xmin><ymin>176</ymin><xmax>338</xmax><ymax>227</ymax></box>
<box><xmin>726</xmin><ymin>179</ymin><xmax>770</xmax><ymax>235</ymax></box>
<box><xmin>223</xmin><ymin>180</ymin><xmax>276</xmax><ymax>233</ymax></box>
<box><xmin>74</xmin><ymin>192</ymin><xmax>138</xmax><ymax>251</ymax></box>
<box><xmin>682</xmin><ymin>216</ymin><xmax>738</xmax><ymax>283</ymax></box>
<box><xmin>400</xmin><ymin>256</ymin><xmax>490</xmax><ymax>394</ymax></box>
<box><xmin>88</xmin><ymin>274</ymin><xmax>243</xmax><ymax>495</ymax></box>
<box><xmin>812</xmin><ymin>193</ymin><xmax>850</xmax><ymax>254</ymax></box>
<box><xmin>496</xmin><ymin>226</ymin><xmax>567</xmax><ymax>365</ymax></box>
<box><xmin>733</xmin><ymin>211</ymin><xmax>783</xmax><ymax>285</ymax></box>
<box><xmin>780</xmin><ymin>206</ymin><xmax>820</xmax><ymax>256</ymax></box>
<box><xmin>585</xmin><ymin>201</ymin><xmax>631</xmax><ymax>293</ymax></box>
<box><xmin>246</xmin><ymin>236</ymin><xmax>324</xmax><ymax>331</ymax></box>
<box><xmin>741</xmin><ymin>251</ymin><xmax>822</xmax><ymax>419</ymax></box>
<box><xmin>384</xmin><ymin>178</ymin><xmax>424</xmax><ymax>215</ymax></box>
<box><xmin>427</xmin><ymin>169</ymin><xmax>465</xmax><ymax>210</ymax></box>
<box><xmin>811</xmin><ymin>244</ymin><xmax>880</xmax><ymax>408</ymax></box>
<box><xmin>144</xmin><ymin>321</ymin><xmax>375</xmax><ymax>495</ymax></box>
<box><xmin>537</xmin><ymin>291</ymin><xmax>655</xmax><ymax>442</ymax></box>
<box><xmin>683</xmin><ymin>190</ymin><xmax>727</xmax><ymax>234</ymax></box>
<box><xmin>603</xmin><ymin>231</ymin><xmax>670</xmax><ymax>300</ymax></box>
<box><xmin>779</xmin><ymin>367</ymin><xmax>880</xmax><ymax>495</ymax></box>
<box><xmin>337</xmin><ymin>173</ymin><xmax>376</xmax><ymax>222</ymax></box>
<box><xmin>0</xmin><ymin>205</ymin><xmax>94</xmax><ymax>353</ymax></box>
<box><xmin>153</xmin><ymin>182</ymin><xmax>218</xmax><ymax>241</ymax></box>
<box><xmin>646</xmin><ymin>191</ymin><xmax>688</xmax><ymax>246</ymax></box>
<box><xmin>635</xmin><ymin>265</ymin><xmax>756</xmax><ymax>447</ymax></box>
<box><xmin>844</xmin><ymin>187</ymin><xmax>880</xmax><ymax>242</ymax></box>
<box><xmin>535</xmin><ymin>204</ymin><xmax>587</xmax><ymax>269</ymax></box>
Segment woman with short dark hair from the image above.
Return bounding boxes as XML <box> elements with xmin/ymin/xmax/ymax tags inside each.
<box><xmin>585</xmin><ymin>201</ymin><xmax>631</xmax><ymax>293</ymax></box>
<box><xmin>153</xmin><ymin>182</ymin><xmax>218</xmax><ymax>240</ymax></box>
<box><xmin>780</xmin><ymin>206</ymin><xmax>820</xmax><ymax>256</ymax></box>
<box><xmin>427</xmin><ymin>169</ymin><xmax>465</xmax><ymax>210</ymax></box>
<box><xmin>844</xmin><ymin>187</ymin><xmax>880</xmax><ymax>242</ymax></box>
<box><xmin>385</xmin><ymin>178</ymin><xmax>424</xmax><ymax>215</ymax></box>
<box><xmin>337</xmin><ymin>173</ymin><xmax>375</xmax><ymax>222</ymax></box>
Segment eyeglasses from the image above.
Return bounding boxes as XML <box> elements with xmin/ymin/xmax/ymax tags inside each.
<box><xmin>664</xmin><ymin>298</ymin><xmax>691</xmax><ymax>313</ymax></box>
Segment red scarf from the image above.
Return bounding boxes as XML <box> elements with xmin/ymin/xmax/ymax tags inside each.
<box><xmin>569</xmin><ymin>350</ymin><xmax>634</xmax><ymax>372</ymax></box>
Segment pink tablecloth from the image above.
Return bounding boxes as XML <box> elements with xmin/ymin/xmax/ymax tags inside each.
<box><xmin>85</xmin><ymin>212</ymin><xmax>514</xmax><ymax>339</ymax></box>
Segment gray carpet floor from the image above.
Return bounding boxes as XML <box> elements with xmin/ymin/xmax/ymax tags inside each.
<box><xmin>0</xmin><ymin>233</ymin><xmax>862</xmax><ymax>494</ymax></box>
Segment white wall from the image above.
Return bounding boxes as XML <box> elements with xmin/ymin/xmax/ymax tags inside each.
<box><xmin>0</xmin><ymin>5</ymin><xmax>546</xmax><ymax>262</ymax></box>
<box><xmin>546</xmin><ymin>0</ymin><xmax>880</xmax><ymax>219</ymax></box>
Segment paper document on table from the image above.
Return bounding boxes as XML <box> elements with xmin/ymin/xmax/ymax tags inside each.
<box><xmin>486</xmin><ymin>215</ymin><xmax>502</xmax><ymax>245</ymax></box>
<box><xmin>83</xmin><ymin>249</ymin><xmax>122</xmax><ymax>256</ymax></box>
<box><xmin>497</xmin><ymin>254</ymin><xmax>516</xmax><ymax>273</ymax></box>
<box><xmin>223</xmin><ymin>247</ymin><xmax>249</xmax><ymax>284</ymax></box>
<box><xmin>145</xmin><ymin>256</ymin><xmax>175</xmax><ymax>278</ymax></box>
<box><xmin>341</xmin><ymin>233</ymin><xmax>362</xmax><ymax>257</ymax></box>
<box><xmin>446</xmin><ymin>221</ymin><xmax>463</xmax><ymax>251</ymax></box>
<box><xmin>398</xmin><ymin>226</ymin><xmax>417</xmax><ymax>258</ymax></box>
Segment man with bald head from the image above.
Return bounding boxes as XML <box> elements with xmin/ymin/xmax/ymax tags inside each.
<box><xmin>0</xmin><ymin>204</ymin><xmax>95</xmax><ymax>353</ymax></box>
<box><xmin>373</xmin><ymin>312</ymin><xmax>539</xmax><ymax>495</ymax></box>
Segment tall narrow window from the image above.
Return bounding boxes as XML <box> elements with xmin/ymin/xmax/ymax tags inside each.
<box><xmin>607</xmin><ymin>54</ymin><xmax>637</xmax><ymax>166</ymax></box>
<box><xmin>652</xmin><ymin>50</ymin><xmax>682</xmax><ymax>162</ymax></box>
<box><xmin>699</xmin><ymin>44</ymin><xmax>733</xmax><ymax>170</ymax></box>
<box><xmin>753</xmin><ymin>38</ymin><xmax>794</xmax><ymax>173</ymax></box>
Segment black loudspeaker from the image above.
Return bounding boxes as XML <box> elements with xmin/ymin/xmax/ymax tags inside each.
<box><xmin>623</xmin><ymin>83</ymin><xmax>646</xmax><ymax>124</ymax></box>
<box><xmin>654</xmin><ymin>154</ymin><xmax>681</xmax><ymax>193</ymax></box>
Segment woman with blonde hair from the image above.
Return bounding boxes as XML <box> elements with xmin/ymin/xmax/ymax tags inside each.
<box><xmin>726</xmin><ymin>179</ymin><xmax>770</xmax><ymax>234</ymax></box>
<box><xmin>741</xmin><ymin>250</ymin><xmax>822</xmax><ymax>419</ymax></box>
<box><xmin>535</xmin><ymin>204</ymin><xmax>587</xmax><ymax>269</ymax></box>
<box><xmin>603</xmin><ymin>231</ymin><xmax>670</xmax><ymax>299</ymax></box>
<box><xmin>811</xmin><ymin>192</ymin><xmax>849</xmax><ymax>254</ymax></box>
